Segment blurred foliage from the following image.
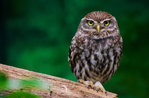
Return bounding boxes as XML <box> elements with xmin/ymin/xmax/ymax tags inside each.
<box><xmin>1</xmin><ymin>0</ymin><xmax>149</xmax><ymax>97</ymax></box>
<box><xmin>6</xmin><ymin>91</ymin><xmax>39</xmax><ymax>98</ymax></box>
<box><xmin>0</xmin><ymin>72</ymin><xmax>49</xmax><ymax>97</ymax></box>
<box><xmin>0</xmin><ymin>72</ymin><xmax>8</xmax><ymax>90</ymax></box>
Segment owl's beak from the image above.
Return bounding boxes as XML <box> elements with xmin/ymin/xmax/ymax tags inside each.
<box><xmin>96</xmin><ymin>25</ymin><xmax>100</xmax><ymax>32</ymax></box>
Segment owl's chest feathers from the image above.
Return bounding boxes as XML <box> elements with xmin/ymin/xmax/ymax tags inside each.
<box><xmin>70</xmin><ymin>35</ymin><xmax>122</xmax><ymax>83</ymax></box>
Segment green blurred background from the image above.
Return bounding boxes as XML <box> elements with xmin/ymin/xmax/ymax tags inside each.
<box><xmin>1</xmin><ymin>0</ymin><xmax>149</xmax><ymax>97</ymax></box>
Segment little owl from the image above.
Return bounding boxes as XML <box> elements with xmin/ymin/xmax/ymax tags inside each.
<box><xmin>68</xmin><ymin>11</ymin><xmax>122</xmax><ymax>94</ymax></box>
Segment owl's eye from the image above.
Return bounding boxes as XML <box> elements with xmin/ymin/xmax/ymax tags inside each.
<box><xmin>87</xmin><ymin>20</ymin><xmax>94</xmax><ymax>26</ymax></box>
<box><xmin>104</xmin><ymin>20</ymin><xmax>110</xmax><ymax>26</ymax></box>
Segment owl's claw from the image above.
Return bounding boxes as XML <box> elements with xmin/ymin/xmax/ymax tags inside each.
<box><xmin>79</xmin><ymin>80</ymin><xmax>107</xmax><ymax>95</ymax></box>
<box><xmin>86</xmin><ymin>81</ymin><xmax>94</xmax><ymax>89</ymax></box>
<box><xmin>94</xmin><ymin>81</ymin><xmax>107</xmax><ymax>95</ymax></box>
<box><xmin>79</xmin><ymin>79</ymin><xmax>94</xmax><ymax>89</ymax></box>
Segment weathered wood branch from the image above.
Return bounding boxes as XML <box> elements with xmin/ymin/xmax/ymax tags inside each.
<box><xmin>0</xmin><ymin>64</ymin><xmax>117</xmax><ymax>98</ymax></box>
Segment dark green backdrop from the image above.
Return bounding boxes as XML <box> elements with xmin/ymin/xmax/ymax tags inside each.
<box><xmin>1</xmin><ymin>0</ymin><xmax>149</xmax><ymax>97</ymax></box>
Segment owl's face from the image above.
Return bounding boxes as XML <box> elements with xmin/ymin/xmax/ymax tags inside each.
<box><xmin>78</xmin><ymin>11</ymin><xmax>119</xmax><ymax>39</ymax></box>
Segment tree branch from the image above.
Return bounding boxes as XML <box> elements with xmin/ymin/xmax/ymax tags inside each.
<box><xmin>0</xmin><ymin>64</ymin><xmax>117</xmax><ymax>98</ymax></box>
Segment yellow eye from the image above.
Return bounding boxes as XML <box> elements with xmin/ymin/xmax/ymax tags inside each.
<box><xmin>87</xmin><ymin>20</ymin><xmax>94</xmax><ymax>26</ymax></box>
<box><xmin>104</xmin><ymin>20</ymin><xmax>110</xmax><ymax>26</ymax></box>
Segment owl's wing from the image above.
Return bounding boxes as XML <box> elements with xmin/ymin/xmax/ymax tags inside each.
<box><xmin>68</xmin><ymin>46</ymin><xmax>77</xmax><ymax>73</ymax></box>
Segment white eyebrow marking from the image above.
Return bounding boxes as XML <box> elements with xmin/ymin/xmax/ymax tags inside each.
<box><xmin>86</xmin><ymin>18</ymin><xmax>95</xmax><ymax>21</ymax></box>
<box><xmin>100</xmin><ymin>19</ymin><xmax>111</xmax><ymax>23</ymax></box>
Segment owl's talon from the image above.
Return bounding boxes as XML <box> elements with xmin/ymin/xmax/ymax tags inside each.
<box><xmin>79</xmin><ymin>80</ymin><xmax>94</xmax><ymax>89</ymax></box>
<box><xmin>94</xmin><ymin>81</ymin><xmax>106</xmax><ymax>94</ymax></box>
<box><xmin>87</xmin><ymin>85</ymin><xmax>92</xmax><ymax>89</ymax></box>
<box><xmin>79</xmin><ymin>80</ymin><xmax>107</xmax><ymax>94</ymax></box>
<box><xmin>88</xmin><ymin>81</ymin><xmax>94</xmax><ymax>88</ymax></box>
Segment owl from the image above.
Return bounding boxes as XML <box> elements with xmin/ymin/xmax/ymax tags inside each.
<box><xmin>68</xmin><ymin>11</ymin><xmax>122</xmax><ymax>94</ymax></box>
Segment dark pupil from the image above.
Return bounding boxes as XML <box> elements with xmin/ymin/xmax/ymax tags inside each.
<box><xmin>104</xmin><ymin>21</ymin><xmax>108</xmax><ymax>24</ymax></box>
<box><xmin>90</xmin><ymin>21</ymin><xmax>93</xmax><ymax>24</ymax></box>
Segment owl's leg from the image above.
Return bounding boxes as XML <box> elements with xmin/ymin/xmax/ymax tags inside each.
<box><xmin>94</xmin><ymin>81</ymin><xmax>106</xmax><ymax>94</ymax></box>
<box><xmin>78</xmin><ymin>79</ymin><xmax>94</xmax><ymax>89</ymax></box>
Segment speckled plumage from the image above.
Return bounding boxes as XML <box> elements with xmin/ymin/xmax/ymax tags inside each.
<box><xmin>68</xmin><ymin>11</ymin><xmax>122</xmax><ymax>92</ymax></box>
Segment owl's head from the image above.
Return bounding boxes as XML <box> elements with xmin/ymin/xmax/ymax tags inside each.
<box><xmin>78</xmin><ymin>11</ymin><xmax>119</xmax><ymax>39</ymax></box>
